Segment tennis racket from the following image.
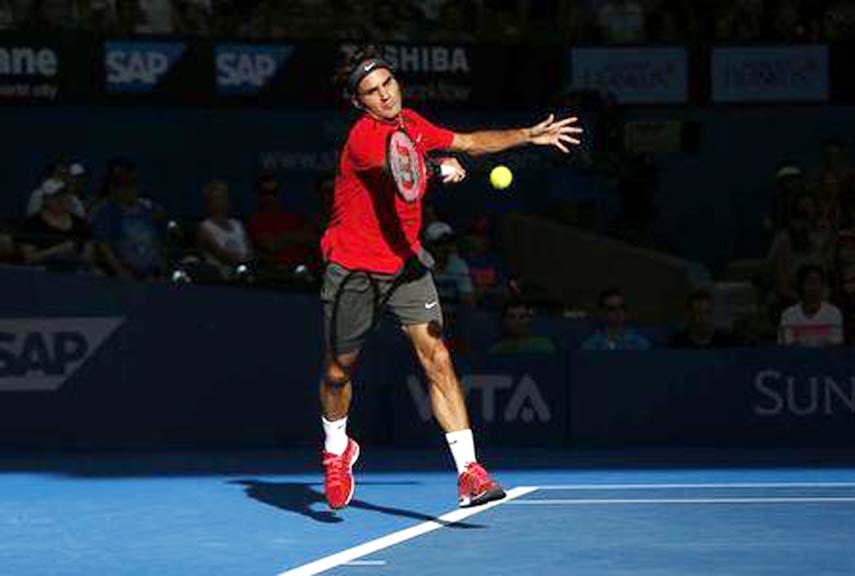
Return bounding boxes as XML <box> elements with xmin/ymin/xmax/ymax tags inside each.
<box><xmin>385</xmin><ymin>129</ymin><xmax>428</xmax><ymax>203</ymax></box>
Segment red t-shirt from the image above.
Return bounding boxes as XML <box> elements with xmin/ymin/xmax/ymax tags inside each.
<box><xmin>321</xmin><ymin>108</ymin><xmax>454</xmax><ymax>274</ymax></box>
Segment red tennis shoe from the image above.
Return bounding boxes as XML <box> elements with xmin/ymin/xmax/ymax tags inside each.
<box><xmin>322</xmin><ymin>438</ymin><xmax>360</xmax><ymax>510</ymax></box>
<box><xmin>458</xmin><ymin>462</ymin><xmax>505</xmax><ymax>508</ymax></box>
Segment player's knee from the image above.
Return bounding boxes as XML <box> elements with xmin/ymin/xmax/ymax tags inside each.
<box><xmin>425</xmin><ymin>340</ymin><xmax>452</xmax><ymax>376</ymax></box>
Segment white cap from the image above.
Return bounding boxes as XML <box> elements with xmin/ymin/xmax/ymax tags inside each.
<box><xmin>41</xmin><ymin>178</ymin><xmax>66</xmax><ymax>197</ymax></box>
<box><xmin>425</xmin><ymin>221</ymin><xmax>454</xmax><ymax>242</ymax></box>
<box><xmin>776</xmin><ymin>165</ymin><xmax>803</xmax><ymax>179</ymax></box>
<box><xmin>70</xmin><ymin>162</ymin><xmax>86</xmax><ymax>177</ymax></box>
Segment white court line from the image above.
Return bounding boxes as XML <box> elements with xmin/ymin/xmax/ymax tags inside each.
<box><xmin>535</xmin><ymin>482</ymin><xmax>855</xmax><ymax>490</ymax></box>
<box><xmin>278</xmin><ymin>486</ymin><xmax>537</xmax><ymax>576</ymax></box>
<box><xmin>342</xmin><ymin>560</ymin><xmax>387</xmax><ymax>566</ymax></box>
<box><xmin>507</xmin><ymin>497</ymin><xmax>855</xmax><ymax>505</ymax></box>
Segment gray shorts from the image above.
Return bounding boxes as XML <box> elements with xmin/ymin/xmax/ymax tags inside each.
<box><xmin>321</xmin><ymin>261</ymin><xmax>443</xmax><ymax>354</ymax></box>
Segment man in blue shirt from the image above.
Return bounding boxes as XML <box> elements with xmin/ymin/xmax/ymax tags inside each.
<box><xmin>581</xmin><ymin>288</ymin><xmax>651</xmax><ymax>351</ymax></box>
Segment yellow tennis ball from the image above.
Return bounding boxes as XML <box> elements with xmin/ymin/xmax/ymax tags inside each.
<box><xmin>490</xmin><ymin>165</ymin><xmax>513</xmax><ymax>190</ymax></box>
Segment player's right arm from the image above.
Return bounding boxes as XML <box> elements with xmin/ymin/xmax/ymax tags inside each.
<box><xmin>450</xmin><ymin>114</ymin><xmax>583</xmax><ymax>156</ymax></box>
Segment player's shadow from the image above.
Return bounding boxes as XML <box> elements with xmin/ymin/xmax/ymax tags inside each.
<box><xmin>230</xmin><ymin>480</ymin><xmax>483</xmax><ymax>528</ymax></box>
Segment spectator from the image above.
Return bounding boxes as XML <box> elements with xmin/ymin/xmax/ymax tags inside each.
<box><xmin>424</xmin><ymin>221</ymin><xmax>475</xmax><ymax>306</ymax></box>
<box><xmin>581</xmin><ymin>288</ymin><xmax>651</xmax><ymax>350</ymax></box>
<box><xmin>767</xmin><ymin>192</ymin><xmax>834</xmax><ymax>311</ymax></box>
<box><xmin>779</xmin><ymin>264</ymin><xmax>843</xmax><ymax>347</ymax></box>
<box><xmin>488</xmin><ymin>299</ymin><xmax>556</xmax><ymax>355</ymax></box>
<box><xmin>17</xmin><ymin>179</ymin><xmax>94</xmax><ymax>272</ymax></box>
<box><xmin>89</xmin><ymin>156</ymin><xmax>137</xmax><ymax>215</ymax></box>
<box><xmin>671</xmin><ymin>289</ymin><xmax>738</xmax><ymax>349</ymax></box>
<box><xmin>89</xmin><ymin>177</ymin><xmax>164</xmax><ymax>280</ymax></box>
<box><xmin>596</xmin><ymin>0</ymin><xmax>646</xmax><ymax>43</ymax></box>
<box><xmin>247</xmin><ymin>173</ymin><xmax>315</xmax><ymax>275</ymax></box>
<box><xmin>765</xmin><ymin>161</ymin><xmax>805</xmax><ymax>235</ymax></box>
<box><xmin>27</xmin><ymin>159</ymin><xmax>83</xmax><ymax>218</ymax></box>
<box><xmin>832</xmin><ymin>230</ymin><xmax>855</xmax><ymax>343</ymax></box>
<box><xmin>810</xmin><ymin>137</ymin><xmax>854</xmax><ymax>233</ymax></box>
<box><xmin>197</xmin><ymin>180</ymin><xmax>252</xmax><ymax>280</ymax></box>
<box><xmin>460</xmin><ymin>216</ymin><xmax>515</xmax><ymax>306</ymax></box>
<box><xmin>0</xmin><ymin>222</ymin><xmax>15</xmax><ymax>263</ymax></box>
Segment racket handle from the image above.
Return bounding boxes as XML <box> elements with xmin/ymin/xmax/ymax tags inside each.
<box><xmin>440</xmin><ymin>163</ymin><xmax>455</xmax><ymax>177</ymax></box>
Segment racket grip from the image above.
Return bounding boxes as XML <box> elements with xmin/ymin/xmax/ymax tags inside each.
<box><xmin>440</xmin><ymin>163</ymin><xmax>455</xmax><ymax>177</ymax></box>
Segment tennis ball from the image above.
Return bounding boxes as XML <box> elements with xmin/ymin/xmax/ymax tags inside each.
<box><xmin>490</xmin><ymin>165</ymin><xmax>513</xmax><ymax>190</ymax></box>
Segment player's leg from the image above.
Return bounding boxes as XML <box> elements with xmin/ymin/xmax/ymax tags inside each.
<box><xmin>390</xmin><ymin>271</ymin><xmax>505</xmax><ymax>507</ymax></box>
<box><xmin>319</xmin><ymin>264</ymin><xmax>374</xmax><ymax>509</ymax></box>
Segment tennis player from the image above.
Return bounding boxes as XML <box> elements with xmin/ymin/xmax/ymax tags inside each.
<box><xmin>320</xmin><ymin>46</ymin><xmax>583</xmax><ymax>510</ymax></box>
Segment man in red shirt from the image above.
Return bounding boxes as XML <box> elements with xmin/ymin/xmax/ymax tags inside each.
<box><xmin>320</xmin><ymin>46</ymin><xmax>583</xmax><ymax>510</ymax></box>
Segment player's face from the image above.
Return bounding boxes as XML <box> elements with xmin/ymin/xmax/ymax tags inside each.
<box><xmin>355</xmin><ymin>68</ymin><xmax>402</xmax><ymax>121</ymax></box>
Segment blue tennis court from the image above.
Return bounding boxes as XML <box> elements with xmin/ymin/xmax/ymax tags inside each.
<box><xmin>3</xmin><ymin>450</ymin><xmax>855</xmax><ymax>575</ymax></box>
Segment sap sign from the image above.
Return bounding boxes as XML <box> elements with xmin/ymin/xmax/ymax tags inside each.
<box><xmin>105</xmin><ymin>41</ymin><xmax>185</xmax><ymax>92</ymax></box>
<box><xmin>0</xmin><ymin>318</ymin><xmax>124</xmax><ymax>391</ymax></box>
<box><xmin>216</xmin><ymin>44</ymin><xmax>294</xmax><ymax>95</ymax></box>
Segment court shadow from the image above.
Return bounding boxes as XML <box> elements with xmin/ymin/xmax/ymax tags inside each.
<box><xmin>230</xmin><ymin>479</ymin><xmax>483</xmax><ymax>528</ymax></box>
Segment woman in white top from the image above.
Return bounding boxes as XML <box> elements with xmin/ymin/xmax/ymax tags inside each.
<box><xmin>197</xmin><ymin>180</ymin><xmax>252</xmax><ymax>279</ymax></box>
<box><xmin>778</xmin><ymin>264</ymin><xmax>843</xmax><ymax>347</ymax></box>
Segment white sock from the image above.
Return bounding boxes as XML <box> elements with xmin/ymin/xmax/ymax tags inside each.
<box><xmin>322</xmin><ymin>416</ymin><xmax>348</xmax><ymax>456</ymax></box>
<box><xmin>446</xmin><ymin>429</ymin><xmax>476</xmax><ymax>475</ymax></box>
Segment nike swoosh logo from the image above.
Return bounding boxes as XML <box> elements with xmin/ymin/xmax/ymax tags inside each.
<box><xmin>425</xmin><ymin>301</ymin><xmax>438</xmax><ymax>309</ymax></box>
<box><xmin>363</xmin><ymin>62</ymin><xmax>377</xmax><ymax>73</ymax></box>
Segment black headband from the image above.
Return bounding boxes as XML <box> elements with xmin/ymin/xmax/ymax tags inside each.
<box><xmin>347</xmin><ymin>57</ymin><xmax>395</xmax><ymax>96</ymax></box>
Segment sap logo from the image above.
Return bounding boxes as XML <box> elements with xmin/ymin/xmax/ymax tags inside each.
<box><xmin>0</xmin><ymin>318</ymin><xmax>125</xmax><ymax>392</ymax></box>
<box><xmin>754</xmin><ymin>369</ymin><xmax>855</xmax><ymax>417</ymax></box>
<box><xmin>0</xmin><ymin>46</ymin><xmax>57</xmax><ymax>77</ymax></box>
<box><xmin>216</xmin><ymin>45</ymin><xmax>294</xmax><ymax>94</ymax></box>
<box><xmin>105</xmin><ymin>42</ymin><xmax>185</xmax><ymax>91</ymax></box>
<box><xmin>341</xmin><ymin>44</ymin><xmax>470</xmax><ymax>74</ymax></box>
<box><xmin>407</xmin><ymin>373</ymin><xmax>550</xmax><ymax>423</ymax></box>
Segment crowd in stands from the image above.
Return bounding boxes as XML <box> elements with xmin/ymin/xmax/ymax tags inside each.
<box><xmin>3</xmin><ymin>0</ymin><xmax>855</xmax><ymax>44</ymax></box>
<box><xmin>1</xmin><ymin>140</ymin><xmax>854</xmax><ymax>354</ymax></box>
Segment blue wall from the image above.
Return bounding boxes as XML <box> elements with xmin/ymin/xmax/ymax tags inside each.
<box><xmin>1</xmin><ymin>268</ymin><xmax>853</xmax><ymax>450</ymax></box>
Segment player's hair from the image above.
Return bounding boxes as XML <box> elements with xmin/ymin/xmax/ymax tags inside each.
<box><xmin>335</xmin><ymin>45</ymin><xmax>394</xmax><ymax>97</ymax></box>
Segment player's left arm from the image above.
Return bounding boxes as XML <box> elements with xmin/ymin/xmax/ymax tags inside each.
<box><xmin>449</xmin><ymin>113</ymin><xmax>583</xmax><ymax>157</ymax></box>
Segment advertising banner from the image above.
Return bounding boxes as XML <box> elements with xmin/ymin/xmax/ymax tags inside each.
<box><xmin>570</xmin><ymin>349</ymin><xmax>855</xmax><ymax>447</ymax></box>
<box><xmin>0</xmin><ymin>34</ymin><xmax>96</xmax><ymax>103</ymax></box>
<box><xmin>712</xmin><ymin>45</ymin><xmax>829</xmax><ymax>102</ymax></box>
<box><xmin>569</xmin><ymin>47</ymin><xmax>688</xmax><ymax>103</ymax></box>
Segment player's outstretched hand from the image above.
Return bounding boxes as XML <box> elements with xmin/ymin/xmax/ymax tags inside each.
<box><xmin>527</xmin><ymin>113</ymin><xmax>583</xmax><ymax>153</ymax></box>
<box><xmin>438</xmin><ymin>157</ymin><xmax>467</xmax><ymax>183</ymax></box>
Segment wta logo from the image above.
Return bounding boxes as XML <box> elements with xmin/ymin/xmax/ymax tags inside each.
<box><xmin>0</xmin><ymin>318</ymin><xmax>125</xmax><ymax>392</ymax></box>
<box><xmin>407</xmin><ymin>374</ymin><xmax>551</xmax><ymax>423</ymax></box>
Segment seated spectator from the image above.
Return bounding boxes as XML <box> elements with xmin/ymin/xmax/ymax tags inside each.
<box><xmin>0</xmin><ymin>230</ymin><xmax>12</xmax><ymax>263</ymax></box>
<box><xmin>671</xmin><ymin>289</ymin><xmax>738</xmax><ymax>349</ymax></box>
<box><xmin>779</xmin><ymin>264</ymin><xmax>843</xmax><ymax>347</ymax></box>
<box><xmin>833</xmin><ymin>230</ymin><xmax>855</xmax><ymax>343</ymax></box>
<box><xmin>28</xmin><ymin>159</ymin><xmax>85</xmax><ymax>219</ymax></box>
<box><xmin>90</xmin><ymin>179</ymin><xmax>164</xmax><ymax>280</ymax></box>
<box><xmin>460</xmin><ymin>216</ymin><xmax>515</xmax><ymax>306</ymax></box>
<box><xmin>17</xmin><ymin>179</ymin><xmax>94</xmax><ymax>272</ymax></box>
<box><xmin>425</xmin><ymin>221</ymin><xmax>475</xmax><ymax>306</ymax></box>
<box><xmin>489</xmin><ymin>299</ymin><xmax>556</xmax><ymax>355</ymax></box>
<box><xmin>247</xmin><ymin>173</ymin><xmax>315</xmax><ymax>275</ymax></box>
<box><xmin>596</xmin><ymin>0</ymin><xmax>646</xmax><ymax>43</ymax></box>
<box><xmin>197</xmin><ymin>180</ymin><xmax>253</xmax><ymax>280</ymax></box>
<box><xmin>581</xmin><ymin>288</ymin><xmax>651</xmax><ymax>350</ymax></box>
<box><xmin>767</xmin><ymin>192</ymin><xmax>833</xmax><ymax>312</ymax></box>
